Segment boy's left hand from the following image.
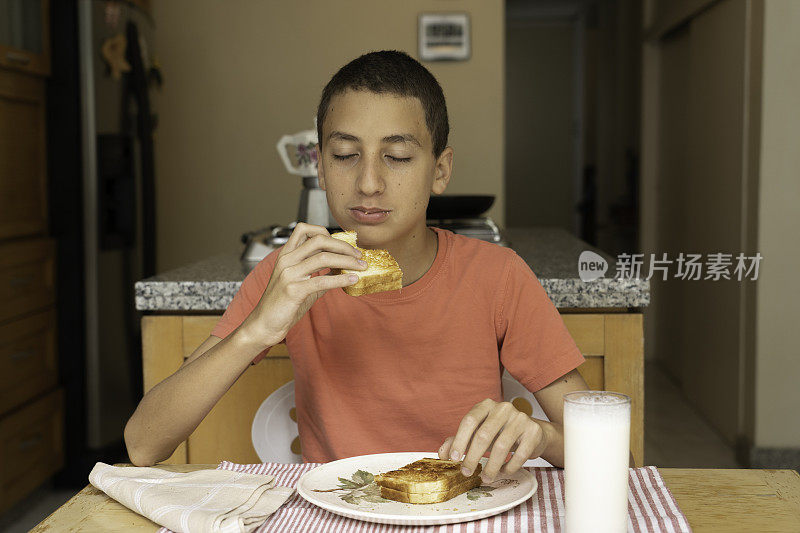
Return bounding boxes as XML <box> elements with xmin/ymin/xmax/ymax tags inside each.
<box><xmin>438</xmin><ymin>399</ymin><xmax>548</xmax><ymax>483</ymax></box>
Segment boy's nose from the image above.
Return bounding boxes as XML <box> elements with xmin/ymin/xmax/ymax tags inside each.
<box><xmin>356</xmin><ymin>156</ymin><xmax>386</xmax><ymax>196</ymax></box>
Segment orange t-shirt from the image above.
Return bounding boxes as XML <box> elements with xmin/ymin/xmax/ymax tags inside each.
<box><xmin>211</xmin><ymin>227</ymin><xmax>584</xmax><ymax>462</ymax></box>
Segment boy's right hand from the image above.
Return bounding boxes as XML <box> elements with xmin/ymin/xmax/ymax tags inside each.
<box><xmin>242</xmin><ymin>222</ymin><xmax>366</xmax><ymax>348</ymax></box>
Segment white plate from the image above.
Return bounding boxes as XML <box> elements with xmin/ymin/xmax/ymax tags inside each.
<box><xmin>296</xmin><ymin>452</ymin><xmax>537</xmax><ymax>526</ymax></box>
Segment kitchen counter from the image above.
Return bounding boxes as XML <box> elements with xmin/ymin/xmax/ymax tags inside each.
<box><xmin>135</xmin><ymin>227</ymin><xmax>649</xmax><ymax>311</ymax></box>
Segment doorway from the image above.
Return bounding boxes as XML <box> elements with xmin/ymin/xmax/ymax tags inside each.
<box><xmin>505</xmin><ymin>0</ymin><xmax>584</xmax><ymax>234</ymax></box>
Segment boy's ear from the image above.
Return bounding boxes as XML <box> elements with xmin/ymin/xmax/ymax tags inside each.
<box><xmin>315</xmin><ymin>144</ymin><xmax>326</xmax><ymax>190</ymax></box>
<box><xmin>431</xmin><ymin>146</ymin><xmax>454</xmax><ymax>195</ymax></box>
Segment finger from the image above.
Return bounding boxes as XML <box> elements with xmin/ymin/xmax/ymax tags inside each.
<box><xmin>482</xmin><ymin>413</ymin><xmax>529</xmax><ymax>481</ymax></box>
<box><xmin>438</xmin><ymin>436</ymin><xmax>455</xmax><ymax>460</ymax></box>
<box><xmin>500</xmin><ymin>424</ymin><xmax>543</xmax><ymax>476</ymax></box>
<box><xmin>287</xmin><ymin>233</ymin><xmax>363</xmax><ymax>265</ymax></box>
<box><xmin>449</xmin><ymin>400</ymin><xmax>492</xmax><ymax>463</ymax></box>
<box><xmin>500</xmin><ymin>439</ymin><xmax>536</xmax><ymax>477</ymax></box>
<box><xmin>281</xmin><ymin>222</ymin><xmax>330</xmax><ymax>255</ymax></box>
<box><xmin>288</xmin><ymin>251</ymin><xmax>367</xmax><ymax>279</ymax></box>
<box><xmin>287</xmin><ymin>274</ymin><xmax>358</xmax><ymax>301</ymax></box>
<box><xmin>461</xmin><ymin>403</ymin><xmax>516</xmax><ymax>476</ymax></box>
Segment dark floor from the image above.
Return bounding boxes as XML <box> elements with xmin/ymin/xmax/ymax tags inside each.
<box><xmin>644</xmin><ymin>361</ymin><xmax>739</xmax><ymax>468</ymax></box>
<box><xmin>0</xmin><ymin>482</ymin><xmax>76</xmax><ymax>533</ymax></box>
<box><xmin>1</xmin><ymin>361</ymin><xmax>740</xmax><ymax>531</ymax></box>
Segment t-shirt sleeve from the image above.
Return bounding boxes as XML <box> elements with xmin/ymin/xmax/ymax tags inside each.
<box><xmin>210</xmin><ymin>249</ymin><xmax>284</xmax><ymax>365</ymax></box>
<box><xmin>495</xmin><ymin>251</ymin><xmax>585</xmax><ymax>393</ymax></box>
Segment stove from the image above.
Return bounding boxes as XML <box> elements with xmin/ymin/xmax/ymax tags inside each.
<box><xmin>427</xmin><ymin>217</ymin><xmax>508</xmax><ymax>246</ymax></box>
<box><xmin>241</xmin><ymin>217</ymin><xmax>508</xmax><ymax>265</ymax></box>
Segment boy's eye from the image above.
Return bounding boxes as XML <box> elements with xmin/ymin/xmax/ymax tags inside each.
<box><xmin>332</xmin><ymin>154</ymin><xmax>411</xmax><ymax>163</ymax></box>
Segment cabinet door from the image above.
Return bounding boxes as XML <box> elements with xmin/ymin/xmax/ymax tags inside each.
<box><xmin>0</xmin><ymin>0</ymin><xmax>49</xmax><ymax>76</ymax></box>
<box><xmin>180</xmin><ymin>317</ymin><xmax>294</xmax><ymax>464</ymax></box>
<box><xmin>0</xmin><ymin>239</ymin><xmax>54</xmax><ymax>322</ymax></box>
<box><xmin>562</xmin><ymin>314</ymin><xmax>605</xmax><ymax>390</ymax></box>
<box><xmin>0</xmin><ymin>69</ymin><xmax>47</xmax><ymax>239</ymax></box>
<box><xmin>0</xmin><ymin>310</ymin><xmax>57</xmax><ymax>415</ymax></box>
<box><xmin>562</xmin><ymin>313</ymin><xmax>644</xmax><ymax>466</ymax></box>
<box><xmin>0</xmin><ymin>387</ymin><xmax>63</xmax><ymax>515</ymax></box>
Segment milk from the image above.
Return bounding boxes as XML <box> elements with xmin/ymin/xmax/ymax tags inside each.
<box><xmin>564</xmin><ymin>391</ymin><xmax>631</xmax><ymax>533</ymax></box>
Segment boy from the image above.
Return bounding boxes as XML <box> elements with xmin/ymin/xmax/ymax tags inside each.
<box><xmin>125</xmin><ymin>50</ymin><xmax>589</xmax><ymax>483</ymax></box>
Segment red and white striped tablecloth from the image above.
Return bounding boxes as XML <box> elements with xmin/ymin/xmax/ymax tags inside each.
<box><xmin>157</xmin><ymin>461</ymin><xmax>691</xmax><ymax>532</ymax></box>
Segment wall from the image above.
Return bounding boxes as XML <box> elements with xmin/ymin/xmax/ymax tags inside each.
<box><xmin>152</xmin><ymin>1</ymin><xmax>504</xmax><ymax>271</ymax></box>
<box><xmin>643</xmin><ymin>0</ymin><xmax>800</xmax><ymax>459</ymax></box>
<box><xmin>593</xmin><ymin>0</ymin><xmax>642</xmax><ymax>257</ymax></box>
<box><xmin>754</xmin><ymin>0</ymin><xmax>800</xmax><ymax>449</ymax></box>
<box><xmin>505</xmin><ymin>22</ymin><xmax>575</xmax><ymax>230</ymax></box>
<box><xmin>677</xmin><ymin>0</ymin><xmax>750</xmax><ymax>446</ymax></box>
<box><xmin>641</xmin><ymin>0</ymin><xmax>758</xmax><ymax>445</ymax></box>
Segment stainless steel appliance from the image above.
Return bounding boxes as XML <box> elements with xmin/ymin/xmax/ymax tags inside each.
<box><xmin>276</xmin><ymin>121</ymin><xmax>337</xmax><ymax>227</ymax></box>
<box><xmin>297</xmin><ymin>176</ymin><xmax>337</xmax><ymax>227</ymax></box>
<box><xmin>427</xmin><ymin>217</ymin><xmax>507</xmax><ymax>246</ymax></box>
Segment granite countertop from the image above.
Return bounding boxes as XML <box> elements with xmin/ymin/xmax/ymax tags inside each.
<box><xmin>135</xmin><ymin>227</ymin><xmax>649</xmax><ymax>311</ymax></box>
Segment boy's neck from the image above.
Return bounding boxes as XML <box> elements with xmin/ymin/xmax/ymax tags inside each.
<box><xmin>377</xmin><ymin>224</ymin><xmax>439</xmax><ymax>287</ymax></box>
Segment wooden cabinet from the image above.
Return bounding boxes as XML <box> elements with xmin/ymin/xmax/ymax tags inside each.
<box><xmin>141</xmin><ymin>311</ymin><xmax>644</xmax><ymax>467</ymax></box>
<box><xmin>0</xmin><ymin>388</ymin><xmax>63</xmax><ymax>514</ymax></box>
<box><xmin>0</xmin><ymin>309</ymin><xmax>57</xmax><ymax>415</ymax></box>
<box><xmin>0</xmin><ymin>0</ymin><xmax>61</xmax><ymax>515</ymax></box>
<box><xmin>0</xmin><ymin>68</ymin><xmax>48</xmax><ymax>240</ymax></box>
<box><xmin>0</xmin><ymin>200</ymin><xmax>61</xmax><ymax>517</ymax></box>
<box><xmin>0</xmin><ymin>239</ymin><xmax>55</xmax><ymax>322</ymax></box>
<box><xmin>566</xmin><ymin>313</ymin><xmax>644</xmax><ymax>465</ymax></box>
<box><xmin>0</xmin><ymin>0</ymin><xmax>50</xmax><ymax>76</ymax></box>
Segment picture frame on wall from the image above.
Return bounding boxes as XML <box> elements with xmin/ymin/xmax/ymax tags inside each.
<box><xmin>418</xmin><ymin>13</ymin><xmax>470</xmax><ymax>61</ymax></box>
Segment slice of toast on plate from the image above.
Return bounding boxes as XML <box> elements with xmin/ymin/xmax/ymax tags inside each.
<box><xmin>374</xmin><ymin>458</ymin><xmax>482</xmax><ymax>504</ymax></box>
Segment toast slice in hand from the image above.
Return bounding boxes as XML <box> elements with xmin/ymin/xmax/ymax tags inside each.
<box><xmin>374</xmin><ymin>458</ymin><xmax>482</xmax><ymax>504</ymax></box>
<box><xmin>331</xmin><ymin>231</ymin><xmax>402</xmax><ymax>296</ymax></box>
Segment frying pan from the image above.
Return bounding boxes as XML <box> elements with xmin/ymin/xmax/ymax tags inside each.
<box><xmin>426</xmin><ymin>195</ymin><xmax>495</xmax><ymax>219</ymax></box>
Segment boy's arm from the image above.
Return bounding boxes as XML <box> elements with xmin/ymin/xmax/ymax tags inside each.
<box><xmin>527</xmin><ymin>367</ymin><xmax>590</xmax><ymax>467</ymax></box>
<box><xmin>124</xmin><ymin>222</ymin><xmax>366</xmax><ymax>467</ymax></box>
<box><xmin>528</xmin><ymin>369</ymin><xmax>636</xmax><ymax>468</ymax></box>
<box><xmin>124</xmin><ymin>327</ymin><xmax>272</xmax><ymax>466</ymax></box>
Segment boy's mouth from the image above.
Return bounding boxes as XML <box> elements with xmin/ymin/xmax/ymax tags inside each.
<box><xmin>349</xmin><ymin>206</ymin><xmax>391</xmax><ymax>225</ymax></box>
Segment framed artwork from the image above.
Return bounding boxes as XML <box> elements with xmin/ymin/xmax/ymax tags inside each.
<box><xmin>418</xmin><ymin>13</ymin><xmax>470</xmax><ymax>61</ymax></box>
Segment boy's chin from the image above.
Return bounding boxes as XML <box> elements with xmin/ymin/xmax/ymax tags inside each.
<box><xmin>351</xmin><ymin>223</ymin><xmax>416</xmax><ymax>249</ymax></box>
<box><xmin>349</xmin><ymin>225</ymin><xmax>390</xmax><ymax>248</ymax></box>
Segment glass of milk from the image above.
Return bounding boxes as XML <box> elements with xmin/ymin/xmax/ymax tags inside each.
<box><xmin>564</xmin><ymin>391</ymin><xmax>631</xmax><ymax>533</ymax></box>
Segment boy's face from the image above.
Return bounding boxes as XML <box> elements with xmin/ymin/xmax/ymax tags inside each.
<box><xmin>317</xmin><ymin>89</ymin><xmax>452</xmax><ymax>247</ymax></box>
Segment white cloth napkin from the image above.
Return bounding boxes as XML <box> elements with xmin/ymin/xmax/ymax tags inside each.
<box><xmin>89</xmin><ymin>462</ymin><xmax>294</xmax><ymax>533</ymax></box>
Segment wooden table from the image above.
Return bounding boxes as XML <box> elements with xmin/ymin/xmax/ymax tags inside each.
<box><xmin>32</xmin><ymin>465</ymin><xmax>800</xmax><ymax>532</ymax></box>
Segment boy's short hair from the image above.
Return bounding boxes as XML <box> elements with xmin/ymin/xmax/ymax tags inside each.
<box><xmin>317</xmin><ymin>50</ymin><xmax>449</xmax><ymax>157</ymax></box>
